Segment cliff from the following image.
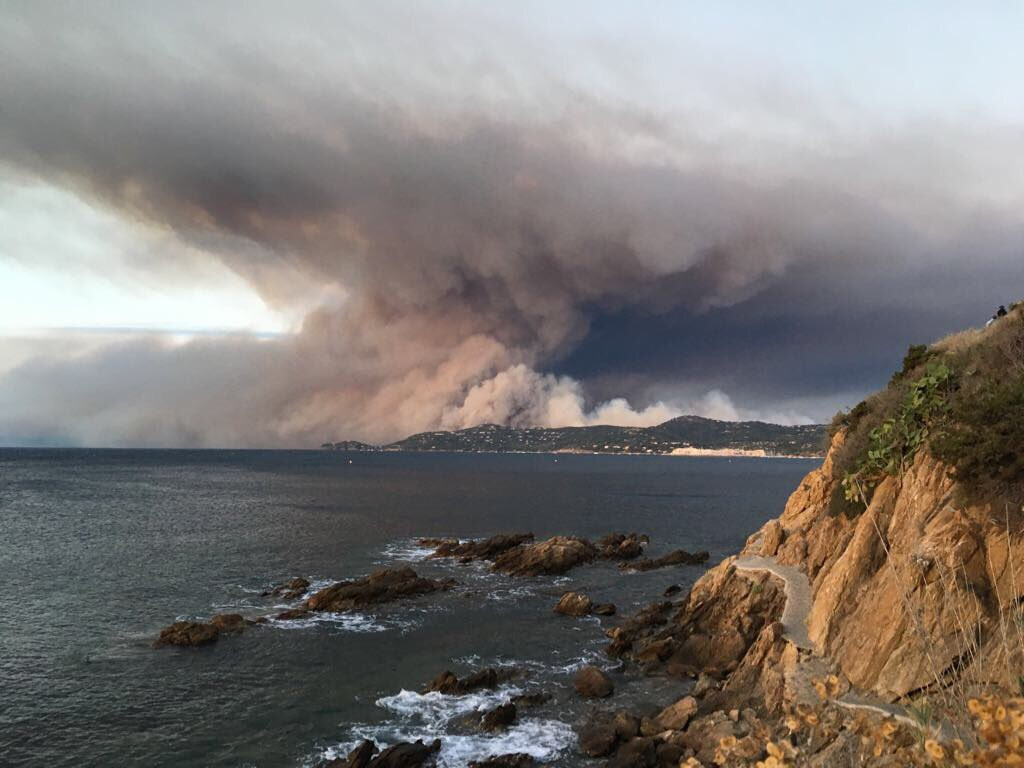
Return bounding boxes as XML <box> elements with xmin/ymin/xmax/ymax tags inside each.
<box><xmin>605</xmin><ymin>306</ymin><xmax>1024</xmax><ymax>764</ymax></box>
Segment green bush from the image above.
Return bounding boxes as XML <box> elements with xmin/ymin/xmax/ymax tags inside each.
<box><xmin>931</xmin><ymin>374</ymin><xmax>1024</xmax><ymax>500</ymax></box>
<box><xmin>842</xmin><ymin>361</ymin><xmax>955</xmax><ymax>506</ymax></box>
<box><xmin>889</xmin><ymin>343</ymin><xmax>934</xmax><ymax>384</ymax></box>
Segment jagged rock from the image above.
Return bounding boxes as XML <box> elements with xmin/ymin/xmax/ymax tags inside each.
<box><xmin>492</xmin><ymin>536</ymin><xmax>598</xmax><ymax>576</ymax></box>
<box><xmin>672</xmin><ymin>712</ymin><xmax>738</xmax><ymax>766</ymax></box>
<box><xmin>760</xmin><ymin>520</ymin><xmax>784</xmax><ymax>557</ymax></box>
<box><xmin>598</xmin><ymin>533</ymin><xmax>649</xmax><ymax>560</ymax></box>
<box><xmin>663</xmin><ymin>584</ymin><xmax>681</xmax><ymax>596</ymax></box>
<box><xmin>209</xmin><ymin>613</ymin><xmax>251</xmax><ymax>633</ymax></box>
<box><xmin>692</xmin><ymin>672</ymin><xmax>718</xmax><ymax>698</ymax></box>
<box><xmin>574</xmin><ymin>665</ymin><xmax>613</xmax><ymax>698</ymax></box>
<box><xmin>593</xmin><ymin>602</ymin><xmax>617</xmax><ymax>616</ymax></box>
<box><xmin>577</xmin><ymin>713</ymin><xmax>620</xmax><ymax>757</ymax></box>
<box><xmin>302</xmin><ymin>568</ymin><xmax>454</xmax><ymax>613</ymax></box>
<box><xmin>424</xmin><ymin>668</ymin><xmax>516</xmax><ymax>694</ymax></box>
<box><xmin>153</xmin><ymin>613</ymin><xmax>259</xmax><ymax>647</ymax></box>
<box><xmin>510</xmin><ymin>692</ymin><xmax>549</xmax><ymax>708</ymax></box>
<box><xmin>275</xmin><ymin>607</ymin><xmax>310</xmax><ymax>620</ymax></box>
<box><xmin>153</xmin><ymin>620</ymin><xmax>220</xmax><ymax>648</ymax></box>
<box><xmin>325</xmin><ymin>740</ymin><xmax>378</xmax><ymax>768</ymax></box>
<box><xmin>480</xmin><ymin>703</ymin><xmax>516</xmax><ymax>731</ymax></box>
<box><xmin>605</xmin><ymin>601</ymin><xmax>674</xmax><ymax>658</ymax></box>
<box><xmin>619</xmin><ymin>550</ymin><xmax>709</xmax><ymax>572</ymax></box>
<box><xmin>653</xmin><ymin>696</ymin><xmax>697</xmax><ymax>731</ymax></box>
<box><xmin>262</xmin><ymin>576</ymin><xmax>311</xmax><ymax>599</ymax></box>
<box><xmin>366</xmin><ymin>739</ymin><xmax>440</xmax><ymax>768</ymax></box>
<box><xmin>608</xmin><ymin>737</ymin><xmax>657</xmax><ymax>768</ymax></box>
<box><xmin>554</xmin><ymin>591</ymin><xmax>592</xmax><ymax>616</ymax></box>
<box><xmin>425</xmin><ymin>533</ymin><xmax>535</xmax><ymax>562</ymax></box>
<box><xmin>468</xmin><ymin>754</ymin><xmax>533</xmax><ymax>768</ymax></box>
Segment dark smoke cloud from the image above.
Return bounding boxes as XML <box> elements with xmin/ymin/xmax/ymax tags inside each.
<box><xmin>1</xmin><ymin>2</ymin><xmax>1022</xmax><ymax>446</ymax></box>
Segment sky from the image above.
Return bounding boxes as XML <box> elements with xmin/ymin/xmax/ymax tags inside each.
<box><xmin>0</xmin><ymin>1</ymin><xmax>1022</xmax><ymax>447</ymax></box>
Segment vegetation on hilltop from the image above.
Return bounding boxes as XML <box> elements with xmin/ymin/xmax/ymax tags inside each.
<box><xmin>829</xmin><ymin>302</ymin><xmax>1024</xmax><ymax>514</ymax></box>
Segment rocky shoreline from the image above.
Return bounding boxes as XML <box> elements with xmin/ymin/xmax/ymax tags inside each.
<box><xmin>153</xmin><ymin>508</ymin><xmax>1022</xmax><ymax>767</ymax></box>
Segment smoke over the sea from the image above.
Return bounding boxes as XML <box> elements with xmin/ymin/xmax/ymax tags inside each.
<box><xmin>2</xmin><ymin>3</ymin><xmax>1023</xmax><ymax>447</ymax></box>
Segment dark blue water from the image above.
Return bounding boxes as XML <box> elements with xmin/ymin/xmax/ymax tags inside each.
<box><xmin>0</xmin><ymin>449</ymin><xmax>817</xmax><ymax>768</ymax></box>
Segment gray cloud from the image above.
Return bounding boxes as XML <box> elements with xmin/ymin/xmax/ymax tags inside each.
<box><xmin>1</xmin><ymin>2</ymin><xmax>1023</xmax><ymax>446</ymax></box>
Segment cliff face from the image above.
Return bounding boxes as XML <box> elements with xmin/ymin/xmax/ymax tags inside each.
<box><xmin>736</xmin><ymin>432</ymin><xmax>1024</xmax><ymax>702</ymax></box>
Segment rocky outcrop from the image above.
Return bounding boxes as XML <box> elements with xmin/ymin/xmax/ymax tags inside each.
<box><xmin>293</xmin><ymin>568</ymin><xmax>454</xmax><ymax>615</ymax></box>
<box><xmin>424</xmin><ymin>668</ymin><xmax>517</xmax><ymax>694</ymax></box>
<box><xmin>323</xmin><ymin>740</ymin><xmax>377</xmax><ymax>768</ymax></box>
<box><xmin>491</xmin><ymin>536</ymin><xmax>598</xmax><ymax>576</ymax></box>
<box><xmin>424</xmin><ymin>533</ymin><xmax>534</xmax><ymax>562</ymax></box>
<box><xmin>737</xmin><ymin>433</ymin><xmax>1024</xmax><ymax>700</ymax></box>
<box><xmin>262</xmin><ymin>576</ymin><xmax>310</xmax><ymax>599</ymax></box>
<box><xmin>578</xmin><ymin>710</ymin><xmax>641</xmax><ymax>757</ymax></box>
<box><xmin>467</xmin><ymin>755</ymin><xmax>533</xmax><ymax>768</ymax></box>
<box><xmin>553</xmin><ymin>591</ymin><xmax>592</xmax><ymax>616</ymax></box>
<box><xmin>480</xmin><ymin>703</ymin><xmax>516</xmax><ymax>731</ymax></box>
<box><xmin>574</xmin><ymin>665</ymin><xmax>614</xmax><ymax>698</ymax></box>
<box><xmin>366</xmin><ymin>740</ymin><xmax>441</xmax><ymax>768</ymax></box>
<box><xmin>618</xmin><ymin>549</ymin><xmax>709</xmax><ymax>572</ymax></box>
<box><xmin>153</xmin><ymin>613</ymin><xmax>262</xmax><ymax>647</ymax></box>
<box><xmin>597</xmin><ymin>533</ymin><xmax>649</xmax><ymax>560</ymax></box>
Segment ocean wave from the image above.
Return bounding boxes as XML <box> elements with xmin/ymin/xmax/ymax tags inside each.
<box><xmin>379</xmin><ymin>540</ymin><xmax>439</xmax><ymax>562</ymax></box>
<box><xmin>376</xmin><ymin>686</ymin><xmax>523</xmax><ymax>729</ymax></box>
<box><xmin>267</xmin><ymin>612</ymin><xmax>417</xmax><ymax>634</ymax></box>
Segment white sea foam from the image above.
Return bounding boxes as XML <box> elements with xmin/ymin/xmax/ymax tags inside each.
<box><xmin>268</xmin><ymin>611</ymin><xmax>413</xmax><ymax>634</ymax></box>
<box><xmin>316</xmin><ymin>718</ymin><xmax>575</xmax><ymax>768</ymax></box>
<box><xmin>379</xmin><ymin>540</ymin><xmax>438</xmax><ymax>562</ymax></box>
<box><xmin>376</xmin><ymin>687</ymin><xmax>522</xmax><ymax>729</ymax></box>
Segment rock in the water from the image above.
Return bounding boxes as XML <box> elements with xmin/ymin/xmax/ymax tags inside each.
<box><xmin>302</xmin><ymin>568</ymin><xmax>454</xmax><ymax>613</ymax></box>
<box><xmin>492</xmin><ymin>536</ymin><xmax>598</xmax><ymax>577</ymax></box>
<box><xmin>608</xmin><ymin>737</ymin><xmax>657</xmax><ymax>768</ymax></box>
<box><xmin>153</xmin><ymin>613</ymin><xmax>259</xmax><ymax>647</ymax></box>
<box><xmin>468</xmin><ymin>755</ymin><xmax>533</xmax><ymax>768</ymax></box>
<box><xmin>592</xmin><ymin>602</ymin><xmax>617</xmax><ymax>616</ymax></box>
<box><xmin>663</xmin><ymin>584</ymin><xmax>681</xmax><ymax>596</ymax></box>
<box><xmin>510</xmin><ymin>692</ymin><xmax>550</xmax><ymax>708</ymax></box>
<box><xmin>275</xmin><ymin>607</ymin><xmax>311</xmax><ymax>621</ymax></box>
<box><xmin>619</xmin><ymin>550</ymin><xmax>709</xmax><ymax>572</ymax></box>
<box><xmin>480</xmin><ymin>703</ymin><xmax>516</xmax><ymax>731</ymax></box>
<box><xmin>327</xmin><ymin>740</ymin><xmax>378</xmax><ymax>768</ymax></box>
<box><xmin>209</xmin><ymin>613</ymin><xmax>250</xmax><ymax>633</ymax></box>
<box><xmin>262</xmin><ymin>576</ymin><xmax>311</xmax><ymax>599</ymax></box>
<box><xmin>153</xmin><ymin>620</ymin><xmax>220</xmax><ymax>648</ymax></box>
<box><xmin>654</xmin><ymin>696</ymin><xmax>697</xmax><ymax>731</ymax></box>
<box><xmin>605</xmin><ymin>602</ymin><xmax>674</xmax><ymax>658</ymax></box>
<box><xmin>425</xmin><ymin>533</ymin><xmax>535</xmax><ymax>562</ymax></box>
<box><xmin>554</xmin><ymin>591</ymin><xmax>593</xmax><ymax>616</ymax></box>
<box><xmin>597</xmin><ymin>533</ymin><xmax>649</xmax><ymax>560</ymax></box>
<box><xmin>424</xmin><ymin>668</ymin><xmax>516</xmax><ymax>694</ymax></box>
<box><xmin>366</xmin><ymin>739</ymin><xmax>441</xmax><ymax>768</ymax></box>
<box><xmin>574</xmin><ymin>665</ymin><xmax>614</xmax><ymax>698</ymax></box>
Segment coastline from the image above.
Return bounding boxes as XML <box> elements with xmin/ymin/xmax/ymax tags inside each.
<box><xmin>333</xmin><ymin>447</ymin><xmax>825</xmax><ymax>460</ymax></box>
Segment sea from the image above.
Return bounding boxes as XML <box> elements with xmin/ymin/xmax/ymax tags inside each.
<box><xmin>0</xmin><ymin>449</ymin><xmax>819</xmax><ymax>768</ymax></box>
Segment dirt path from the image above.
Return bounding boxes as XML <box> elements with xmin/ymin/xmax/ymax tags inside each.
<box><xmin>733</xmin><ymin>554</ymin><xmax>813</xmax><ymax>651</ymax></box>
<box><xmin>731</xmin><ymin>541</ymin><xmax>953</xmax><ymax>738</ymax></box>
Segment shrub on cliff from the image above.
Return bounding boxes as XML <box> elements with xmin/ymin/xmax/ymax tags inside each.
<box><xmin>828</xmin><ymin>303</ymin><xmax>1024</xmax><ymax>512</ymax></box>
<box><xmin>931</xmin><ymin>374</ymin><xmax>1024</xmax><ymax>501</ymax></box>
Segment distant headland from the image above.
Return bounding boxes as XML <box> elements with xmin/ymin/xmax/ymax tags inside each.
<box><xmin>320</xmin><ymin>415</ymin><xmax>827</xmax><ymax>458</ymax></box>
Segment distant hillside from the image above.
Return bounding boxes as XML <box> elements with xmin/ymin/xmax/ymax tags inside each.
<box><xmin>322</xmin><ymin>415</ymin><xmax>827</xmax><ymax>457</ymax></box>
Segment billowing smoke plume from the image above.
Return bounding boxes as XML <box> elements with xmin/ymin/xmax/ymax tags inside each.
<box><xmin>1</xmin><ymin>3</ymin><xmax>1023</xmax><ymax>446</ymax></box>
